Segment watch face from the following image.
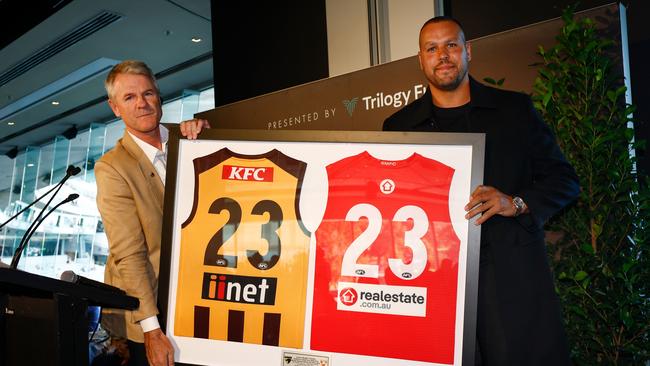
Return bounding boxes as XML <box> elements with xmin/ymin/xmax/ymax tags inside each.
<box><xmin>513</xmin><ymin>197</ymin><xmax>524</xmax><ymax>215</ymax></box>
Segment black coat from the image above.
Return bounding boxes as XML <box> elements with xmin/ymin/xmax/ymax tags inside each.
<box><xmin>384</xmin><ymin>77</ymin><xmax>579</xmax><ymax>365</ymax></box>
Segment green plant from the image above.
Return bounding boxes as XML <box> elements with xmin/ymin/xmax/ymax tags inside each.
<box><xmin>482</xmin><ymin>77</ymin><xmax>505</xmax><ymax>87</ymax></box>
<box><xmin>533</xmin><ymin>6</ymin><xmax>650</xmax><ymax>365</ymax></box>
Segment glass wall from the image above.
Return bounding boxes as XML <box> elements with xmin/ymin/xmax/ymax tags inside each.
<box><xmin>0</xmin><ymin>87</ymin><xmax>215</xmax><ymax>281</ymax></box>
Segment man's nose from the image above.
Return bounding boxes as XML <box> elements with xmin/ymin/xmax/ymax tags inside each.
<box><xmin>136</xmin><ymin>95</ymin><xmax>148</xmax><ymax>107</ymax></box>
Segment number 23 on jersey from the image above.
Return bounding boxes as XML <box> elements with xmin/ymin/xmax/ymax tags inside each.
<box><xmin>175</xmin><ymin>148</ymin><xmax>310</xmax><ymax>349</ymax></box>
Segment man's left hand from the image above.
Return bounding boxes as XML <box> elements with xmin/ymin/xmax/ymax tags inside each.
<box><xmin>464</xmin><ymin>185</ymin><xmax>522</xmax><ymax>225</ymax></box>
<box><xmin>179</xmin><ymin>118</ymin><xmax>210</xmax><ymax>140</ymax></box>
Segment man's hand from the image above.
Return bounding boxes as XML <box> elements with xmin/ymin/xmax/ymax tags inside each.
<box><xmin>143</xmin><ymin>328</ymin><xmax>174</xmax><ymax>366</ymax></box>
<box><xmin>179</xmin><ymin>118</ymin><xmax>210</xmax><ymax>140</ymax></box>
<box><xmin>464</xmin><ymin>185</ymin><xmax>523</xmax><ymax>225</ymax></box>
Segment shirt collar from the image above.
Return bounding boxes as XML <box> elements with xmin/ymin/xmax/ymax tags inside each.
<box><xmin>467</xmin><ymin>75</ymin><xmax>498</xmax><ymax>109</ymax></box>
<box><xmin>423</xmin><ymin>75</ymin><xmax>498</xmax><ymax>112</ymax></box>
<box><xmin>128</xmin><ymin>124</ymin><xmax>168</xmax><ymax>165</ymax></box>
<box><xmin>404</xmin><ymin>75</ymin><xmax>497</xmax><ymax>131</ymax></box>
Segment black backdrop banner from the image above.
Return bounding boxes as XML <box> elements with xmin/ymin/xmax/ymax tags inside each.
<box><xmin>197</xmin><ymin>4</ymin><xmax>622</xmax><ymax>133</ymax></box>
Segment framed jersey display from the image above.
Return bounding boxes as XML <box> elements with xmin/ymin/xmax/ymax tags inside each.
<box><xmin>159</xmin><ymin>128</ymin><xmax>484</xmax><ymax>366</ymax></box>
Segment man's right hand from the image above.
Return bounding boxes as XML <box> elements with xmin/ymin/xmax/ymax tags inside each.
<box><xmin>143</xmin><ymin>328</ymin><xmax>174</xmax><ymax>366</ymax></box>
<box><xmin>179</xmin><ymin>118</ymin><xmax>210</xmax><ymax>140</ymax></box>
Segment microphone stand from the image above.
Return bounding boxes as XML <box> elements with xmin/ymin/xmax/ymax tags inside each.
<box><xmin>0</xmin><ymin>184</ymin><xmax>60</xmax><ymax>230</ymax></box>
<box><xmin>0</xmin><ymin>165</ymin><xmax>80</xmax><ymax>231</ymax></box>
<box><xmin>10</xmin><ymin>194</ymin><xmax>79</xmax><ymax>269</ymax></box>
<box><xmin>5</xmin><ymin>166</ymin><xmax>79</xmax><ymax>268</ymax></box>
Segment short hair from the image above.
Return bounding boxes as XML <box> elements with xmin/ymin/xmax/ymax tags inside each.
<box><xmin>420</xmin><ymin>16</ymin><xmax>467</xmax><ymax>43</ymax></box>
<box><xmin>104</xmin><ymin>60</ymin><xmax>159</xmax><ymax>100</ymax></box>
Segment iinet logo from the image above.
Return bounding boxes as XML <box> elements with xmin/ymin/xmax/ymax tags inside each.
<box><xmin>222</xmin><ymin>165</ymin><xmax>273</xmax><ymax>182</ymax></box>
<box><xmin>202</xmin><ymin>272</ymin><xmax>277</xmax><ymax>305</ymax></box>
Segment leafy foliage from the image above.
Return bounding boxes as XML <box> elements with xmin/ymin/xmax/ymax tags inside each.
<box><xmin>533</xmin><ymin>6</ymin><xmax>650</xmax><ymax>365</ymax></box>
<box><xmin>483</xmin><ymin>77</ymin><xmax>505</xmax><ymax>87</ymax></box>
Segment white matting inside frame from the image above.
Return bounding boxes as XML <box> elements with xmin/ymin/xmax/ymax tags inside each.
<box><xmin>165</xmin><ymin>138</ymin><xmax>475</xmax><ymax>366</ymax></box>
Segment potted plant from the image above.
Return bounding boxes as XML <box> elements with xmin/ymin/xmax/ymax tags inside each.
<box><xmin>533</xmin><ymin>6</ymin><xmax>650</xmax><ymax>365</ymax></box>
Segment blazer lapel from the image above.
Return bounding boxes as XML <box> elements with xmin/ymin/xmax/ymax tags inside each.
<box><xmin>121</xmin><ymin>132</ymin><xmax>165</xmax><ymax>212</ymax></box>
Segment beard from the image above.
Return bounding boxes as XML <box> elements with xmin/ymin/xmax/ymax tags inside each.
<box><xmin>431</xmin><ymin>60</ymin><xmax>469</xmax><ymax>91</ymax></box>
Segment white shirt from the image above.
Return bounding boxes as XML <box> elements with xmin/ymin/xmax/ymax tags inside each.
<box><xmin>126</xmin><ymin>124</ymin><xmax>168</xmax><ymax>332</ymax></box>
<box><xmin>128</xmin><ymin>125</ymin><xmax>168</xmax><ymax>186</ymax></box>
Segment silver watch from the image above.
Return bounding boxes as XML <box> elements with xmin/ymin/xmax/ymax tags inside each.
<box><xmin>512</xmin><ymin>196</ymin><xmax>525</xmax><ymax>217</ymax></box>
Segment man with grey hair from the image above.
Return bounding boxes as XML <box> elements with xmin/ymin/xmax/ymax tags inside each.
<box><xmin>96</xmin><ymin>60</ymin><xmax>208</xmax><ymax>366</ymax></box>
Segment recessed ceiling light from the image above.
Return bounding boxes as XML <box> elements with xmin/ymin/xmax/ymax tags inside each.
<box><xmin>27</xmin><ymin>163</ymin><xmax>35</xmax><ymax>167</ymax></box>
<box><xmin>51</xmin><ymin>101</ymin><xmax>60</xmax><ymax>106</ymax></box>
<box><xmin>191</xmin><ymin>37</ymin><xmax>202</xmax><ymax>43</ymax></box>
<box><xmin>7</xmin><ymin>122</ymin><xmax>15</xmax><ymax>126</ymax></box>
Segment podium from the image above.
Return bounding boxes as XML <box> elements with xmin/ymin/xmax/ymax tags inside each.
<box><xmin>0</xmin><ymin>267</ymin><xmax>138</xmax><ymax>366</ymax></box>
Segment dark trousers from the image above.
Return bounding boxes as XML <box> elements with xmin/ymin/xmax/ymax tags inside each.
<box><xmin>127</xmin><ymin>340</ymin><xmax>148</xmax><ymax>366</ymax></box>
<box><xmin>474</xmin><ymin>242</ymin><xmax>572</xmax><ymax>366</ymax></box>
<box><xmin>475</xmin><ymin>246</ymin><xmax>509</xmax><ymax>366</ymax></box>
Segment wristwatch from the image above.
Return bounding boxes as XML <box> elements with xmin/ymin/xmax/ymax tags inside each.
<box><xmin>512</xmin><ymin>196</ymin><xmax>525</xmax><ymax>217</ymax></box>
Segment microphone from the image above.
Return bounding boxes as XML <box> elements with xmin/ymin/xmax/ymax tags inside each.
<box><xmin>60</xmin><ymin>270</ymin><xmax>126</xmax><ymax>295</ymax></box>
<box><xmin>61</xmin><ymin>193</ymin><xmax>80</xmax><ymax>203</ymax></box>
<box><xmin>66</xmin><ymin>165</ymin><xmax>82</xmax><ymax>176</ymax></box>
<box><xmin>0</xmin><ymin>165</ymin><xmax>80</xmax><ymax>230</ymax></box>
<box><xmin>10</xmin><ymin>194</ymin><xmax>79</xmax><ymax>269</ymax></box>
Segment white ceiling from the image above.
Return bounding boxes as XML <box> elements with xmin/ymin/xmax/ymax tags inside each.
<box><xmin>0</xmin><ymin>0</ymin><xmax>213</xmax><ymax>155</ymax></box>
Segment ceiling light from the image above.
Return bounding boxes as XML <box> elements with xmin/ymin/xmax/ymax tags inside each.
<box><xmin>27</xmin><ymin>163</ymin><xmax>35</xmax><ymax>167</ymax></box>
<box><xmin>7</xmin><ymin>121</ymin><xmax>15</xmax><ymax>126</ymax></box>
<box><xmin>191</xmin><ymin>37</ymin><xmax>202</xmax><ymax>43</ymax></box>
<box><xmin>51</xmin><ymin>101</ymin><xmax>60</xmax><ymax>106</ymax></box>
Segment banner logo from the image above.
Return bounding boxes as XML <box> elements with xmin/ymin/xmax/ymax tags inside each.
<box><xmin>337</xmin><ymin>282</ymin><xmax>427</xmax><ymax>317</ymax></box>
<box><xmin>222</xmin><ymin>165</ymin><xmax>273</xmax><ymax>182</ymax></box>
<box><xmin>342</xmin><ymin>97</ymin><xmax>359</xmax><ymax>116</ymax></box>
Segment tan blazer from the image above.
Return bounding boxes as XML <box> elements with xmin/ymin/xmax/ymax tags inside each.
<box><xmin>95</xmin><ymin>131</ymin><xmax>164</xmax><ymax>343</ymax></box>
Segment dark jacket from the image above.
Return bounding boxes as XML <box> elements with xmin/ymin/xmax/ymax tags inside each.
<box><xmin>384</xmin><ymin>77</ymin><xmax>579</xmax><ymax>365</ymax></box>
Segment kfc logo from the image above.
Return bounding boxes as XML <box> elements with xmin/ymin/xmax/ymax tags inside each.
<box><xmin>222</xmin><ymin>165</ymin><xmax>273</xmax><ymax>182</ymax></box>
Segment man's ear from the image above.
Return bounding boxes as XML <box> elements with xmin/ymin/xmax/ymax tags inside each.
<box><xmin>417</xmin><ymin>51</ymin><xmax>424</xmax><ymax>71</ymax></box>
<box><xmin>466</xmin><ymin>42</ymin><xmax>472</xmax><ymax>62</ymax></box>
<box><xmin>107</xmin><ymin>99</ymin><xmax>121</xmax><ymax>118</ymax></box>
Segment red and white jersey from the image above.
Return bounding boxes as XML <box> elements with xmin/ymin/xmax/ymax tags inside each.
<box><xmin>310</xmin><ymin>151</ymin><xmax>460</xmax><ymax>364</ymax></box>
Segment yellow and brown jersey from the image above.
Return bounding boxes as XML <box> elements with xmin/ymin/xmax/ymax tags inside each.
<box><xmin>175</xmin><ymin>148</ymin><xmax>310</xmax><ymax>348</ymax></box>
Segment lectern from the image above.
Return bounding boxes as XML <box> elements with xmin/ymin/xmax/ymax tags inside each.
<box><xmin>0</xmin><ymin>268</ymin><xmax>138</xmax><ymax>366</ymax></box>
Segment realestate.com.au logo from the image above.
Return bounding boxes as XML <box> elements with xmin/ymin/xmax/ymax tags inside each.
<box><xmin>339</xmin><ymin>287</ymin><xmax>358</xmax><ymax>306</ymax></box>
<box><xmin>337</xmin><ymin>282</ymin><xmax>427</xmax><ymax>317</ymax></box>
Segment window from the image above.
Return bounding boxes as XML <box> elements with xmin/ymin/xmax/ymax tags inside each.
<box><xmin>0</xmin><ymin>87</ymin><xmax>215</xmax><ymax>281</ymax></box>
